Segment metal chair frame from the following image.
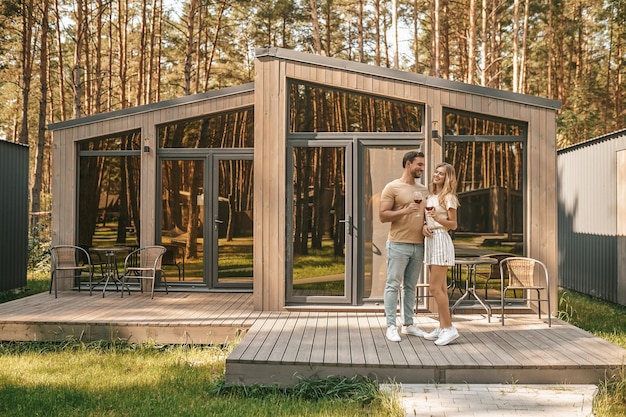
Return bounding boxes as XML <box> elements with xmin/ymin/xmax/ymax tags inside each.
<box><xmin>120</xmin><ymin>246</ymin><xmax>168</xmax><ymax>299</ymax></box>
<box><xmin>50</xmin><ymin>245</ymin><xmax>95</xmax><ymax>298</ymax></box>
<box><xmin>500</xmin><ymin>256</ymin><xmax>551</xmax><ymax>327</ymax></box>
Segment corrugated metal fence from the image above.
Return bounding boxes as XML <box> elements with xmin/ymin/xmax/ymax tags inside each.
<box><xmin>558</xmin><ymin>129</ymin><xmax>626</xmax><ymax>305</ymax></box>
<box><xmin>0</xmin><ymin>140</ymin><xmax>29</xmax><ymax>292</ymax></box>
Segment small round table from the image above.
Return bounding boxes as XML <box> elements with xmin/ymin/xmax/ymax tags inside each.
<box><xmin>91</xmin><ymin>246</ymin><xmax>131</xmax><ymax>297</ymax></box>
<box><xmin>450</xmin><ymin>257</ymin><xmax>498</xmax><ymax>322</ymax></box>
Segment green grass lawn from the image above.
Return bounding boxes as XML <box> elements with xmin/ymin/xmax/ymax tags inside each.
<box><xmin>0</xmin><ymin>341</ymin><xmax>403</xmax><ymax>417</ymax></box>
<box><xmin>558</xmin><ymin>290</ymin><xmax>626</xmax><ymax>417</ymax></box>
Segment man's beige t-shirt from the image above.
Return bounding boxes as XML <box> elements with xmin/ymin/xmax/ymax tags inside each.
<box><xmin>380</xmin><ymin>179</ymin><xmax>428</xmax><ymax>244</ymax></box>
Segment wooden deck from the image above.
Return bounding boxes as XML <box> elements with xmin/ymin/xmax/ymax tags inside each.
<box><xmin>1</xmin><ymin>291</ymin><xmax>625</xmax><ymax>387</ymax></box>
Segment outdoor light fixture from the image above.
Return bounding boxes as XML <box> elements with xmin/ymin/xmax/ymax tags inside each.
<box><xmin>431</xmin><ymin>121</ymin><xmax>439</xmax><ymax>139</ymax></box>
<box><xmin>143</xmin><ymin>137</ymin><xmax>150</xmax><ymax>153</ymax></box>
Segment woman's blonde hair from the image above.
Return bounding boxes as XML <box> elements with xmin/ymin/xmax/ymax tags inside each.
<box><xmin>429</xmin><ymin>162</ymin><xmax>460</xmax><ymax>208</ymax></box>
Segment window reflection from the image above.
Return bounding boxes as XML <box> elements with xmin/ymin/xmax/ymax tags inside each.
<box><xmin>289</xmin><ymin>82</ymin><xmax>423</xmax><ymax>133</ymax></box>
<box><xmin>78</xmin><ymin>154</ymin><xmax>140</xmax><ymax>249</ymax></box>
<box><xmin>79</xmin><ymin>131</ymin><xmax>140</xmax><ymax>151</ymax></box>
<box><xmin>446</xmin><ymin>142</ymin><xmax>523</xmax><ymax>238</ymax></box>
<box><xmin>158</xmin><ymin>108</ymin><xmax>254</xmax><ymax>148</ymax></box>
<box><xmin>291</xmin><ymin>146</ymin><xmax>345</xmax><ymax>297</ymax></box>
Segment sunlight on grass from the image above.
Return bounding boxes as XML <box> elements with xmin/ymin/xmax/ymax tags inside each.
<box><xmin>292</xmin><ymin>242</ymin><xmax>344</xmax><ymax>280</ymax></box>
<box><xmin>0</xmin><ymin>341</ymin><xmax>402</xmax><ymax>417</ymax></box>
<box><xmin>559</xmin><ymin>290</ymin><xmax>626</xmax><ymax>417</ymax></box>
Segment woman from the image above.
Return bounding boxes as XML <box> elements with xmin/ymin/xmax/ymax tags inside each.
<box><xmin>422</xmin><ymin>162</ymin><xmax>460</xmax><ymax>346</ymax></box>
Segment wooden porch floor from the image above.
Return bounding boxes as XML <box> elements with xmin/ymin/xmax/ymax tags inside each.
<box><xmin>1</xmin><ymin>291</ymin><xmax>625</xmax><ymax>387</ymax></box>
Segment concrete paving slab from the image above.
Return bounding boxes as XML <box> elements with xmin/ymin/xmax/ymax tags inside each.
<box><xmin>381</xmin><ymin>383</ymin><xmax>597</xmax><ymax>417</ymax></box>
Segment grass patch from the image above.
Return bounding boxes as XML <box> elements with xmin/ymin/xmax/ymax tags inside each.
<box><xmin>0</xmin><ymin>272</ymin><xmax>48</xmax><ymax>304</ymax></box>
<box><xmin>0</xmin><ymin>340</ymin><xmax>403</xmax><ymax>417</ymax></box>
<box><xmin>559</xmin><ymin>289</ymin><xmax>626</xmax><ymax>417</ymax></box>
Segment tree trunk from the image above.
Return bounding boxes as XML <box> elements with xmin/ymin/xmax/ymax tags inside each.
<box><xmin>53</xmin><ymin>0</ymin><xmax>67</xmax><ymax>120</ymax></box>
<box><xmin>433</xmin><ymin>0</ymin><xmax>440</xmax><ymax>76</ymax></box>
<box><xmin>31</xmin><ymin>0</ymin><xmax>50</xmax><ymax>231</ymax></box>
<box><xmin>118</xmin><ymin>0</ymin><xmax>129</xmax><ymax>108</ymax></box>
<box><xmin>392</xmin><ymin>0</ymin><xmax>398</xmax><ymax>68</ymax></box>
<box><xmin>184</xmin><ymin>0</ymin><xmax>197</xmax><ymax>95</ymax></box>
<box><xmin>512</xmin><ymin>0</ymin><xmax>520</xmax><ymax>92</ymax></box>
<box><xmin>357</xmin><ymin>0</ymin><xmax>364</xmax><ymax>62</ymax></box>
<box><xmin>73</xmin><ymin>0</ymin><xmax>85</xmax><ymax>117</ymax></box>
<box><xmin>467</xmin><ymin>0</ymin><xmax>476</xmax><ymax>84</ymax></box>
<box><xmin>19</xmin><ymin>0</ymin><xmax>34</xmax><ymax>145</ymax></box>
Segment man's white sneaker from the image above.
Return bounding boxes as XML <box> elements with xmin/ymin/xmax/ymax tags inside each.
<box><xmin>423</xmin><ymin>327</ymin><xmax>442</xmax><ymax>341</ymax></box>
<box><xmin>401</xmin><ymin>325</ymin><xmax>425</xmax><ymax>337</ymax></box>
<box><xmin>434</xmin><ymin>326</ymin><xmax>459</xmax><ymax>346</ymax></box>
<box><xmin>386</xmin><ymin>325</ymin><xmax>401</xmax><ymax>342</ymax></box>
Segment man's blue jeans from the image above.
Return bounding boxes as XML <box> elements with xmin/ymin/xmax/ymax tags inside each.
<box><xmin>384</xmin><ymin>241</ymin><xmax>424</xmax><ymax>328</ymax></box>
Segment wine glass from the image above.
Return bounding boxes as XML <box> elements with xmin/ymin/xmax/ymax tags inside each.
<box><xmin>412</xmin><ymin>191</ymin><xmax>423</xmax><ymax>217</ymax></box>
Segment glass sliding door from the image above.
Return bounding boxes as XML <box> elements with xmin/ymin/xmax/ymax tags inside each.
<box><xmin>160</xmin><ymin>153</ymin><xmax>253</xmax><ymax>290</ymax></box>
<box><xmin>360</xmin><ymin>144</ymin><xmax>426</xmax><ymax>304</ymax></box>
<box><xmin>211</xmin><ymin>156</ymin><xmax>253</xmax><ymax>288</ymax></box>
<box><xmin>287</xmin><ymin>144</ymin><xmax>351</xmax><ymax>303</ymax></box>
<box><xmin>286</xmin><ymin>140</ymin><xmax>425</xmax><ymax>306</ymax></box>
<box><xmin>161</xmin><ymin>159</ymin><xmax>205</xmax><ymax>284</ymax></box>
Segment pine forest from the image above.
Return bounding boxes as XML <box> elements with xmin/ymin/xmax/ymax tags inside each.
<box><xmin>0</xmin><ymin>0</ymin><xmax>624</xmax><ymax>216</ymax></box>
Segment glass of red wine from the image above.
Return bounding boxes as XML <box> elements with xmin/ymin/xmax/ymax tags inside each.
<box><xmin>412</xmin><ymin>191</ymin><xmax>423</xmax><ymax>217</ymax></box>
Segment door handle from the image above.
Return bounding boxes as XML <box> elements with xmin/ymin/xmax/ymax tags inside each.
<box><xmin>214</xmin><ymin>219</ymin><xmax>224</xmax><ymax>224</ymax></box>
<box><xmin>338</xmin><ymin>216</ymin><xmax>354</xmax><ymax>235</ymax></box>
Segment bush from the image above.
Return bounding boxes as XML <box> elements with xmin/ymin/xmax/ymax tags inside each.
<box><xmin>28</xmin><ymin>216</ymin><xmax>51</xmax><ymax>274</ymax></box>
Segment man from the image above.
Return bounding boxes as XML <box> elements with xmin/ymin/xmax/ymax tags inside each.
<box><xmin>379</xmin><ymin>151</ymin><xmax>428</xmax><ymax>342</ymax></box>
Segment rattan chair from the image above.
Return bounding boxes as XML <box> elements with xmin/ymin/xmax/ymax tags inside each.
<box><xmin>50</xmin><ymin>245</ymin><xmax>94</xmax><ymax>298</ymax></box>
<box><xmin>120</xmin><ymin>246</ymin><xmax>168</xmax><ymax>299</ymax></box>
<box><xmin>500</xmin><ymin>256</ymin><xmax>551</xmax><ymax>327</ymax></box>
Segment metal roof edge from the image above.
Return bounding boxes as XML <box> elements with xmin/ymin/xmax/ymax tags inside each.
<box><xmin>47</xmin><ymin>83</ymin><xmax>255</xmax><ymax>131</ymax></box>
<box><xmin>255</xmin><ymin>47</ymin><xmax>562</xmax><ymax>111</ymax></box>
<box><xmin>557</xmin><ymin>128</ymin><xmax>626</xmax><ymax>154</ymax></box>
<box><xmin>0</xmin><ymin>139</ymin><xmax>29</xmax><ymax>148</ymax></box>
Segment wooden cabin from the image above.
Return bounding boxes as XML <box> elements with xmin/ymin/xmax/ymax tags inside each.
<box><xmin>49</xmin><ymin>47</ymin><xmax>561</xmax><ymax>315</ymax></box>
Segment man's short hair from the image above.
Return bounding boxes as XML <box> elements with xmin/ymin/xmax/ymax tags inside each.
<box><xmin>402</xmin><ymin>151</ymin><xmax>425</xmax><ymax>167</ymax></box>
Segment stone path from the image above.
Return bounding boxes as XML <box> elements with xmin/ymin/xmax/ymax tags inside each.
<box><xmin>381</xmin><ymin>383</ymin><xmax>597</xmax><ymax>417</ymax></box>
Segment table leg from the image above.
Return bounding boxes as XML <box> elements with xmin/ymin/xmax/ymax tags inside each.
<box><xmin>450</xmin><ymin>264</ymin><xmax>492</xmax><ymax>322</ymax></box>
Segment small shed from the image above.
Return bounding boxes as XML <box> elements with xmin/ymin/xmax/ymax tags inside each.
<box><xmin>558</xmin><ymin>128</ymin><xmax>626</xmax><ymax>305</ymax></box>
<box><xmin>49</xmin><ymin>47</ymin><xmax>561</xmax><ymax>314</ymax></box>
<box><xmin>0</xmin><ymin>140</ymin><xmax>29</xmax><ymax>292</ymax></box>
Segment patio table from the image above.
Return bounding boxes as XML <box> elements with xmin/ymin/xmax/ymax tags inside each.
<box><xmin>450</xmin><ymin>257</ymin><xmax>497</xmax><ymax>322</ymax></box>
<box><xmin>91</xmin><ymin>246</ymin><xmax>131</xmax><ymax>297</ymax></box>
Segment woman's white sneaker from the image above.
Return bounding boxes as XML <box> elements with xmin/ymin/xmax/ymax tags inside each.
<box><xmin>423</xmin><ymin>327</ymin><xmax>442</xmax><ymax>341</ymax></box>
<box><xmin>434</xmin><ymin>327</ymin><xmax>459</xmax><ymax>346</ymax></box>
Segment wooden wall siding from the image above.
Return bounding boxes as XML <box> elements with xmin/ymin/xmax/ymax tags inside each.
<box><xmin>253</xmin><ymin>57</ymin><xmax>288</xmax><ymax>311</ymax></box>
<box><xmin>255</xmin><ymin>49</ymin><xmax>558</xmax><ymax>312</ymax></box>
<box><xmin>50</xmin><ymin>89</ymin><xmax>255</xmax><ymax>291</ymax></box>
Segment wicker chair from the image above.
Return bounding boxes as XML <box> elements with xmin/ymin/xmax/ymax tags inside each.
<box><xmin>500</xmin><ymin>257</ymin><xmax>551</xmax><ymax>327</ymax></box>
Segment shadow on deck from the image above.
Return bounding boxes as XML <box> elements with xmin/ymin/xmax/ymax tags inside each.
<box><xmin>0</xmin><ymin>291</ymin><xmax>624</xmax><ymax>387</ymax></box>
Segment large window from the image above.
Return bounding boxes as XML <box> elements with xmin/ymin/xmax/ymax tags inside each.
<box><xmin>289</xmin><ymin>81</ymin><xmax>423</xmax><ymax>133</ymax></box>
<box><xmin>77</xmin><ymin>131</ymin><xmax>141</xmax><ymax>250</ymax></box>
<box><xmin>444</xmin><ymin>109</ymin><xmax>525</xmax><ymax>249</ymax></box>
<box><xmin>158</xmin><ymin>107</ymin><xmax>254</xmax><ymax>149</ymax></box>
